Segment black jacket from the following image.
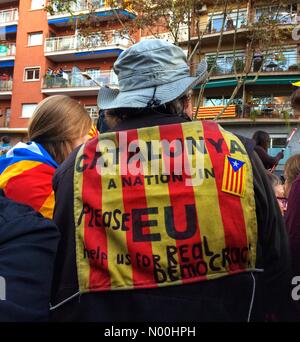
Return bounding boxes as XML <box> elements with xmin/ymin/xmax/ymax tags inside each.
<box><xmin>51</xmin><ymin>112</ymin><xmax>290</xmax><ymax>322</ymax></box>
<box><xmin>0</xmin><ymin>191</ymin><xmax>59</xmax><ymax>321</ymax></box>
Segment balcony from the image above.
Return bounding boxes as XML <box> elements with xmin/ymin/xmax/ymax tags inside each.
<box><xmin>255</xmin><ymin>4</ymin><xmax>298</xmax><ymax>25</ymax></box>
<box><xmin>47</xmin><ymin>0</ymin><xmax>135</xmax><ymax>26</ymax></box>
<box><xmin>0</xmin><ymin>42</ymin><xmax>16</xmax><ymax>59</ymax></box>
<box><xmin>42</xmin><ymin>70</ymin><xmax>118</xmax><ymax>96</ymax></box>
<box><xmin>0</xmin><ymin>79</ymin><xmax>12</xmax><ymax>99</ymax></box>
<box><xmin>44</xmin><ymin>32</ymin><xmax>130</xmax><ymax>61</ymax></box>
<box><xmin>194</xmin><ymin>102</ymin><xmax>299</xmax><ymax>124</ymax></box>
<box><xmin>206</xmin><ymin>53</ymin><xmax>300</xmax><ymax>79</ymax></box>
<box><xmin>0</xmin><ymin>8</ymin><xmax>18</xmax><ymax>27</ymax></box>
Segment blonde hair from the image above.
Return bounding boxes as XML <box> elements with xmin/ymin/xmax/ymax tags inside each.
<box><xmin>28</xmin><ymin>95</ymin><xmax>92</xmax><ymax>164</ymax></box>
<box><xmin>284</xmin><ymin>154</ymin><xmax>300</xmax><ymax>195</ymax></box>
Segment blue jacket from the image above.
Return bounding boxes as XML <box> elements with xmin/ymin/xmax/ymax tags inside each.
<box><xmin>0</xmin><ymin>191</ymin><xmax>59</xmax><ymax>321</ymax></box>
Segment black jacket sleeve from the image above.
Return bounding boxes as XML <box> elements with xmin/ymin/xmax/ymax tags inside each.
<box><xmin>251</xmin><ymin>151</ymin><xmax>291</xmax><ymax>319</ymax></box>
<box><xmin>0</xmin><ymin>194</ymin><xmax>60</xmax><ymax>322</ymax></box>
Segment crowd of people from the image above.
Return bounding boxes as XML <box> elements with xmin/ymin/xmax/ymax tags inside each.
<box><xmin>0</xmin><ymin>39</ymin><xmax>300</xmax><ymax>322</ymax></box>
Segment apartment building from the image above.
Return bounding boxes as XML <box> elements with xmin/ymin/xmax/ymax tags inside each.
<box><xmin>184</xmin><ymin>1</ymin><xmax>300</xmax><ymax>172</ymax></box>
<box><xmin>0</xmin><ymin>0</ymin><xmax>300</xmax><ymax>172</ymax></box>
<box><xmin>0</xmin><ymin>0</ymin><xmax>135</xmax><ymax>143</ymax></box>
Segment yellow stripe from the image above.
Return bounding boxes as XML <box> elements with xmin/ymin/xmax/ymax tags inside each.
<box><xmin>220</xmin><ymin>127</ymin><xmax>257</xmax><ymax>268</ymax></box>
<box><xmin>181</xmin><ymin>121</ymin><xmax>228</xmax><ymax>278</ymax></box>
<box><xmin>74</xmin><ymin>144</ymin><xmax>90</xmax><ymax>293</ymax></box>
<box><xmin>138</xmin><ymin>126</ymin><xmax>181</xmax><ymax>287</ymax></box>
<box><xmin>39</xmin><ymin>191</ymin><xmax>55</xmax><ymax>219</ymax></box>
<box><xmin>0</xmin><ymin>160</ymin><xmax>42</xmax><ymax>188</ymax></box>
<box><xmin>100</xmin><ymin>133</ymin><xmax>134</xmax><ymax>290</ymax></box>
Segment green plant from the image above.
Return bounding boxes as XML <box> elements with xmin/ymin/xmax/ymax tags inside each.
<box><xmin>232</xmin><ymin>58</ymin><xmax>245</xmax><ymax>73</ymax></box>
<box><xmin>288</xmin><ymin>64</ymin><xmax>300</xmax><ymax>71</ymax></box>
<box><xmin>250</xmin><ymin>109</ymin><xmax>260</xmax><ymax>121</ymax></box>
<box><xmin>206</xmin><ymin>56</ymin><xmax>222</xmax><ymax>75</ymax></box>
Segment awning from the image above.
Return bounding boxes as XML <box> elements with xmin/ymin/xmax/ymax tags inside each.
<box><xmin>0</xmin><ymin>60</ymin><xmax>14</xmax><ymax>68</ymax></box>
<box><xmin>195</xmin><ymin>75</ymin><xmax>300</xmax><ymax>89</ymax></box>
<box><xmin>48</xmin><ymin>9</ymin><xmax>136</xmax><ymax>25</ymax></box>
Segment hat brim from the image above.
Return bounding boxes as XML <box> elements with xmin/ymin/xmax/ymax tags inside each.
<box><xmin>98</xmin><ymin>62</ymin><xmax>208</xmax><ymax>110</ymax></box>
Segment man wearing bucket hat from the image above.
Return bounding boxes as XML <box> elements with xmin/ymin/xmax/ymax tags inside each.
<box><xmin>51</xmin><ymin>39</ymin><xmax>290</xmax><ymax>322</ymax></box>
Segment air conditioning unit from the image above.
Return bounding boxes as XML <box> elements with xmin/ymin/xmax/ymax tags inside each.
<box><xmin>196</xmin><ymin>4</ymin><xmax>207</xmax><ymax>14</ymax></box>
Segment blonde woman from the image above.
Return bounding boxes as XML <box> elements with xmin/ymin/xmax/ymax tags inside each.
<box><xmin>0</xmin><ymin>95</ymin><xmax>92</xmax><ymax>219</ymax></box>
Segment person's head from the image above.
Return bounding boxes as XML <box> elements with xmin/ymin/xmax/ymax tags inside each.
<box><xmin>1</xmin><ymin>136</ymin><xmax>10</xmax><ymax>145</ymax></box>
<box><xmin>28</xmin><ymin>95</ymin><xmax>92</xmax><ymax>164</ymax></box>
<box><xmin>252</xmin><ymin>130</ymin><xmax>270</xmax><ymax>150</ymax></box>
<box><xmin>97</xmin><ymin>39</ymin><xmax>208</xmax><ymax>129</ymax></box>
<box><xmin>266</xmin><ymin>171</ymin><xmax>286</xmax><ymax>214</ymax></box>
<box><xmin>104</xmin><ymin>90</ymin><xmax>193</xmax><ymax>129</ymax></box>
<box><xmin>284</xmin><ymin>154</ymin><xmax>300</xmax><ymax>196</ymax></box>
<box><xmin>291</xmin><ymin>89</ymin><xmax>300</xmax><ymax>113</ymax></box>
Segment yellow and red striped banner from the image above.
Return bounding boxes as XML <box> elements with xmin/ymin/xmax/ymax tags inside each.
<box><xmin>73</xmin><ymin>120</ymin><xmax>258</xmax><ymax>293</ymax></box>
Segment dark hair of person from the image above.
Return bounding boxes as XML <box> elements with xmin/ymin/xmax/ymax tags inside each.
<box><xmin>252</xmin><ymin>130</ymin><xmax>270</xmax><ymax>147</ymax></box>
<box><xmin>1</xmin><ymin>136</ymin><xmax>10</xmax><ymax>144</ymax></box>
<box><xmin>291</xmin><ymin>89</ymin><xmax>300</xmax><ymax>110</ymax></box>
<box><xmin>105</xmin><ymin>93</ymin><xmax>191</xmax><ymax>122</ymax></box>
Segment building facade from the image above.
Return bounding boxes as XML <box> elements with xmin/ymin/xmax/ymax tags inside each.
<box><xmin>0</xmin><ymin>0</ymin><xmax>300</xmax><ymax>172</ymax></box>
<box><xmin>186</xmin><ymin>1</ymin><xmax>300</xmax><ymax>172</ymax></box>
<box><xmin>0</xmin><ymin>0</ymin><xmax>135</xmax><ymax>143</ymax></box>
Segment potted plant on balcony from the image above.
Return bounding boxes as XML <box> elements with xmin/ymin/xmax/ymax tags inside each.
<box><xmin>206</xmin><ymin>56</ymin><xmax>221</xmax><ymax>75</ymax></box>
<box><xmin>288</xmin><ymin>64</ymin><xmax>300</xmax><ymax>71</ymax></box>
<box><xmin>250</xmin><ymin>109</ymin><xmax>260</xmax><ymax>121</ymax></box>
<box><xmin>232</xmin><ymin>58</ymin><xmax>245</xmax><ymax>73</ymax></box>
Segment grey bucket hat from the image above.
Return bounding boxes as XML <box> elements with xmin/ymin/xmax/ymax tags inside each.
<box><xmin>97</xmin><ymin>39</ymin><xmax>207</xmax><ymax>109</ymax></box>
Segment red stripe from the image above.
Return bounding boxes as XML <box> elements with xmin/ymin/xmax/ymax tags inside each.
<box><xmin>234</xmin><ymin>169</ymin><xmax>240</xmax><ymax>194</ymax></box>
<box><xmin>4</xmin><ymin>163</ymin><xmax>55</xmax><ymax>212</ymax></box>
<box><xmin>202</xmin><ymin>121</ymin><xmax>248</xmax><ymax>272</ymax></box>
<box><xmin>239</xmin><ymin>167</ymin><xmax>244</xmax><ymax>195</ymax></box>
<box><xmin>225</xmin><ymin>158</ymin><xmax>230</xmax><ymax>190</ymax></box>
<box><xmin>119</xmin><ymin>130</ymin><xmax>157</xmax><ymax>288</ymax></box>
<box><xmin>159</xmin><ymin>124</ymin><xmax>205</xmax><ymax>283</ymax></box>
<box><xmin>82</xmin><ymin>137</ymin><xmax>111</xmax><ymax>291</ymax></box>
<box><xmin>229</xmin><ymin>166</ymin><xmax>234</xmax><ymax>192</ymax></box>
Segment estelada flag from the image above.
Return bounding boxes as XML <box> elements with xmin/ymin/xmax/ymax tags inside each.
<box><xmin>0</xmin><ymin>142</ymin><xmax>58</xmax><ymax>219</ymax></box>
<box><xmin>88</xmin><ymin>124</ymin><xmax>98</xmax><ymax>139</ymax></box>
<box><xmin>222</xmin><ymin>155</ymin><xmax>246</xmax><ymax>197</ymax></box>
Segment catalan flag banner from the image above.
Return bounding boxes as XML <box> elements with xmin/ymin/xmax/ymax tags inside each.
<box><xmin>222</xmin><ymin>156</ymin><xmax>246</xmax><ymax>197</ymax></box>
<box><xmin>87</xmin><ymin>124</ymin><xmax>98</xmax><ymax>139</ymax></box>
<box><xmin>0</xmin><ymin>142</ymin><xmax>58</xmax><ymax>219</ymax></box>
<box><xmin>73</xmin><ymin>120</ymin><xmax>258</xmax><ymax>294</ymax></box>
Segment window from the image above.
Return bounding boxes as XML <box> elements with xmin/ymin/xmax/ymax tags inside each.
<box><xmin>24</xmin><ymin>67</ymin><xmax>40</xmax><ymax>81</ymax></box>
<box><xmin>262</xmin><ymin>48</ymin><xmax>298</xmax><ymax>72</ymax></box>
<box><xmin>22</xmin><ymin>104</ymin><xmax>37</xmax><ymax>118</ymax></box>
<box><xmin>208</xmin><ymin>9</ymin><xmax>247</xmax><ymax>33</ymax></box>
<box><xmin>255</xmin><ymin>3</ymin><xmax>297</xmax><ymax>24</ymax></box>
<box><xmin>85</xmin><ymin>106</ymin><xmax>99</xmax><ymax>124</ymax></box>
<box><xmin>28</xmin><ymin>32</ymin><xmax>43</xmax><ymax>46</ymax></box>
<box><xmin>31</xmin><ymin>0</ymin><xmax>45</xmax><ymax>10</ymax></box>
<box><xmin>204</xmin><ymin>97</ymin><xmax>242</xmax><ymax>107</ymax></box>
<box><xmin>205</xmin><ymin>51</ymin><xmax>245</xmax><ymax>76</ymax></box>
<box><xmin>4</xmin><ymin>108</ymin><xmax>10</xmax><ymax>128</ymax></box>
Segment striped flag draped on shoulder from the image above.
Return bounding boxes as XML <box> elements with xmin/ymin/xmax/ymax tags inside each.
<box><xmin>0</xmin><ymin>142</ymin><xmax>58</xmax><ymax>219</ymax></box>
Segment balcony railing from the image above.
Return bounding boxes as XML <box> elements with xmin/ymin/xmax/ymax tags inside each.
<box><xmin>50</xmin><ymin>0</ymin><xmax>107</xmax><ymax>15</ymax></box>
<box><xmin>206</xmin><ymin>55</ymin><xmax>300</xmax><ymax>77</ymax></box>
<box><xmin>43</xmin><ymin>70</ymin><xmax>118</xmax><ymax>89</ymax></box>
<box><xmin>198</xmin><ymin>103</ymin><xmax>296</xmax><ymax>120</ymax></box>
<box><xmin>0</xmin><ymin>79</ymin><xmax>13</xmax><ymax>91</ymax></box>
<box><xmin>0</xmin><ymin>43</ymin><xmax>16</xmax><ymax>57</ymax></box>
<box><xmin>45</xmin><ymin>32</ymin><xmax>130</xmax><ymax>54</ymax></box>
<box><xmin>0</xmin><ymin>8</ymin><xmax>18</xmax><ymax>25</ymax></box>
